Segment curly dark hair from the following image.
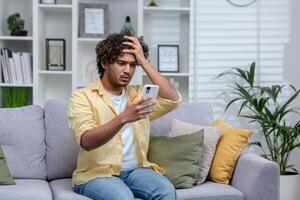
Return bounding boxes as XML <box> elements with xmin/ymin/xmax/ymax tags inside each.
<box><xmin>95</xmin><ymin>33</ymin><xmax>149</xmax><ymax>77</ymax></box>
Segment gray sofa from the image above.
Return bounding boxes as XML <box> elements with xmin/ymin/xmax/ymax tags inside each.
<box><xmin>0</xmin><ymin>100</ymin><xmax>279</xmax><ymax>200</ymax></box>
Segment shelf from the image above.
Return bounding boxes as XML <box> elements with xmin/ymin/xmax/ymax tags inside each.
<box><xmin>38</xmin><ymin>4</ymin><xmax>72</xmax><ymax>12</ymax></box>
<box><xmin>77</xmin><ymin>38</ymin><xmax>104</xmax><ymax>43</ymax></box>
<box><xmin>143</xmin><ymin>72</ymin><xmax>189</xmax><ymax>77</ymax></box>
<box><xmin>0</xmin><ymin>83</ymin><xmax>33</xmax><ymax>87</ymax></box>
<box><xmin>143</xmin><ymin>7</ymin><xmax>190</xmax><ymax>14</ymax></box>
<box><xmin>0</xmin><ymin>36</ymin><xmax>33</xmax><ymax>41</ymax></box>
<box><xmin>77</xmin><ymin>85</ymin><xmax>86</xmax><ymax>88</ymax></box>
<box><xmin>38</xmin><ymin>70</ymin><xmax>72</xmax><ymax>75</ymax></box>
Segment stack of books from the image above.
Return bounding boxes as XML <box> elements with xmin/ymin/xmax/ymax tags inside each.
<box><xmin>0</xmin><ymin>48</ymin><xmax>32</xmax><ymax>84</ymax></box>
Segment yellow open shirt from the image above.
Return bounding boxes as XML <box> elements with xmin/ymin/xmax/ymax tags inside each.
<box><xmin>68</xmin><ymin>78</ymin><xmax>181</xmax><ymax>186</ymax></box>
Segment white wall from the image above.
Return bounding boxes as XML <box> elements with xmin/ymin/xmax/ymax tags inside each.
<box><xmin>283</xmin><ymin>0</ymin><xmax>300</xmax><ymax>171</ymax></box>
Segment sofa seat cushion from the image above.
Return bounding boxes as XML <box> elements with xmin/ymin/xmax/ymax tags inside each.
<box><xmin>0</xmin><ymin>179</ymin><xmax>52</xmax><ymax>200</ymax></box>
<box><xmin>50</xmin><ymin>178</ymin><xmax>144</xmax><ymax>200</ymax></box>
<box><xmin>50</xmin><ymin>179</ymin><xmax>243</xmax><ymax>200</ymax></box>
<box><xmin>176</xmin><ymin>181</ymin><xmax>244</xmax><ymax>200</ymax></box>
<box><xmin>50</xmin><ymin>179</ymin><xmax>91</xmax><ymax>200</ymax></box>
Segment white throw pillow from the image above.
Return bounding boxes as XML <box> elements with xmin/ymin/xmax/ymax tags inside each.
<box><xmin>171</xmin><ymin>119</ymin><xmax>221</xmax><ymax>184</ymax></box>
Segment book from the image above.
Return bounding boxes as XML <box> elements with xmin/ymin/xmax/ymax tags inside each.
<box><xmin>0</xmin><ymin>54</ymin><xmax>3</xmax><ymax>83</ymax></box>
<box><xmin>12</xmin><ymin>52</ymin><xmax>24</xmax><ymax>84</ymax></box>
<box><xmin>20</xmin><ymin>52</ymin><xmax>32</xmax><ymax>84</ymax></box>
<box><xmin>7</xmin><ymin>49</ymin><xmax>18</xmax><ymax>84</ymax></box>
<box><xmin>0</xmin><ymin>48</ymin><xmax>10</xmax><ymax>83</ymax></box>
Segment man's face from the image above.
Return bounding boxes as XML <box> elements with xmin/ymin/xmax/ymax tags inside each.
<box><xmin>103</xmin><ymin>53</ymin><xmax>137</xmax><ymax>87</ymax></box>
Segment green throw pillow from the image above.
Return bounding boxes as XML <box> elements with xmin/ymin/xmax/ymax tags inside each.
<box><xmin>148</xmin><ymin>129</ymin><xmax>204</xmax><ymax>189</ymax></box>
<box><xmin>0</xmin><ymin>145</ymin><xmax>15</xmax><ymax>185</ymax></box>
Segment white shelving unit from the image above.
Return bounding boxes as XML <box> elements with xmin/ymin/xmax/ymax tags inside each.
<box><xmin>0</xmin><ymin>83</ymin><xmax>34</xmax><ymax>87</ymax></box>
<box><xmin>77</xmin><ymin>38</ymin><xmax>104</xmax><ymax>42</ymax></box>
<box><xmin>0</xmin><ymin>0</ymin><xmax>191</xmax><ymax>107</ymax></box>
<box><xmin>38</xmin><ymin>70</ymin><xmax>72</xmax><ymax>75</ymax></box>
<box><xmin>38</xmin><ymin>4</ymin><xmax>73</xmax><ymax>11</ymax></box>
<box><xmin>0</xmin><ymin>36</ymin><xmax>34</xmax><ymax>41</ymax></box>
<box><xmin>143</xmin><ymin>6</ymin><xmax>190</xmax><ymax>13</ymax></box>
<box><xmin>35</xmin><ymin>0</ymin><xmax>73</xmax><ymax>105</ymax></box>
<box><xmin>0</xmin><ymin>0</ymin><xmax>34</xmax><ymax>106</ymax></box>
<box><xmin>139</xmin><ymin>0</ymin><xmax>192</xmax><ymax>101</ymax></box>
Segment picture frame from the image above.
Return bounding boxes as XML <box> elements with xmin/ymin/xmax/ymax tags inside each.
<box><xmin>157</xmin><ymin>45</ymin><xmax>179</xmax><ymax>73</ymax></box>
<box><xmin>46</xmin><ymin>38</ymin><xmax>66</xmax><ymax>71</ymax></box>
<box><xmin>40</xmin><ymin>0</ymin><xmax>56</xmax><ymax>4</ymax></box>
<box><xmin>79</xmin><ymin>3</ymin><xmax>109</xmax><ymax>38</ymax></box>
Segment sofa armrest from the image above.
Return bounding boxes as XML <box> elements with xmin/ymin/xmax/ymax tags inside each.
<box><xmin>231</xmin><ymin>153</ymin><xmax>279</xmax><ymax>200</ymax></box>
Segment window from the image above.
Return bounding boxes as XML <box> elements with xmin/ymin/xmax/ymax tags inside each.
<box><xmin>189</xmin><ymin>0</ymin><xmax>291</xmax><ymax>117</ymax></box>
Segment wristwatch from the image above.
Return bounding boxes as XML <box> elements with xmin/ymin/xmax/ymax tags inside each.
<box><xmin>226</xmin><ymin>0</ymin><xmax>257</xmax><ymax>7</ymax></box>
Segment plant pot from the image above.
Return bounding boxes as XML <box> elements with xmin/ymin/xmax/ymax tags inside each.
<box><xmin>280</xmin><ymin>172</ymin><xmax>300</xmax><ymax>200</ymax></box>
<box><xmin>10</xmin><ymin>29</ymin><xmax>28</xmax><ymax>36</ymax></box>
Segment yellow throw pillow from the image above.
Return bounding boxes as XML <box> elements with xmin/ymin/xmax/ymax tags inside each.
<box><xmin>209</xmin><ymin>118</ymin><xmax>253</xmax><ymax>184</ymax></box>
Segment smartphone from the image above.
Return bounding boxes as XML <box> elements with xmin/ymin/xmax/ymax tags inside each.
<box><xmin>142</xmin><ymin>84</ymin><xmax>159</xmax><ymax>100</ymax></box>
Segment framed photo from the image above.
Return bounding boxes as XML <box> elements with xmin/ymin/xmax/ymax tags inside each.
<box><xmin>46</xmin><ymin>38</ymin><xmax>65</xmax><ymax>71</ymax></box>
<box><xmin>40</xmin><ymin>0</ymin><xmax>56</xmax><ymax>4</ymax></box>
<box><xmin>157</xmin><ymin>45</ymin><xmax>179</xmax><ymax>73</ymax></box>
<box><xmin>79</xmin><ymin>3</ymin><xmax>109</xmax><ymax>38</ymax></box>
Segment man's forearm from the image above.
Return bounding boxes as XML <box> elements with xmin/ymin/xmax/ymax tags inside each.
<box><xmin>80</xmin><ymin>114</ymin><xmax>127</xmax><ymax>151</ymax></box>
<box><xmin>141</xmin><ymin>60</ymin><xmax>179</xmax><ymax>101</ymax></box>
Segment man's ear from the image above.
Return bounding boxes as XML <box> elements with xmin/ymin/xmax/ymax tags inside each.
<box><xmin>101</xmin><ymin>61</ymin><xmax>108</xmax><ymax>69</ymax></box>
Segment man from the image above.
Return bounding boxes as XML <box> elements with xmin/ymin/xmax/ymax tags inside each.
<box><xmin>68</xmin><ymin>33</ymin><xmax>181</xmax><ymax>200</ymax></box>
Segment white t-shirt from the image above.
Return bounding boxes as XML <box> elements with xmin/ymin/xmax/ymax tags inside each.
<box><xmin>109</xmin><ymin>89</ymin><xmax>139</xmax><ymax>171</ymax></box>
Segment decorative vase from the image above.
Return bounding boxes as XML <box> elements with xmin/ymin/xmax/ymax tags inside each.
<box><xmin>120</xmin><ymin>16</ymin><xmax>136</xmax><ymax>36</ymax></box>
<box><xmin>148</xmin><ymin>0</ymin><xmax>158</xmax><ymax>7</ymax></box>
<box><xmin>280</xmin><ymin>172</ymin><xmax>300</xmax><ymax>200</ymax></box>
<box><xmin>10</xmin><ymin>29</ymin><xmax>28</xmax><ymax>36</ymax></box>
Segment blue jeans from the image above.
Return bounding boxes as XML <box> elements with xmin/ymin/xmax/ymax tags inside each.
<box><xmin>74</xmin><ymin>167</ymin><xmax>176</xmax><ymax>200</ymax></box>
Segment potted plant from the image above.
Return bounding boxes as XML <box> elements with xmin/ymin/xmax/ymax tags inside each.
<box><xmin>218</xmin><ymin>62</ymin><xmax>300</xmax><ymax>200</ymax></box>
<box><xmin>7</xmin><ymin>13</ymin><xmax>28</xmax><ymax>36</ymax></box>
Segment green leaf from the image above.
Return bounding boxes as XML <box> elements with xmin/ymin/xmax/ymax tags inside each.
<box><xmin>248</xmin><ymin>62</ymin><xmax>255</xmax><ymax>86</ymax></box>
<box><xmin>249</xmin><ymin>141</ymin><xmax>262</xmax><ymax>148</ymax></box>
<box><xmin>286</xmin><ymin>165</ymin><xmax>298</xmax><ymax>173</ymax></box>
<box><xmin>224</xmin><ymin>98</ymin><xmax>241</xmax><ymax>112</ymax></box>
<box><xmin>234</xmin><ymin>67</ymin><xmax>249</xmax><ymax>82</ymax></box>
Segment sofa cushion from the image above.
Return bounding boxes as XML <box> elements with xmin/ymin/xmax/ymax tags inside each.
<box><xmin>210</xmin><ymin>119</ymin><xmax>253</xmax><ymax>184</ymax></box>
<box><xmin>151</xmin><ymin>102</ymin><xmax>213</xmax><ymax>137</ymax></box>
<box><xmin>0</xmin><ymin>105</ymin><xmax>46</xmax><ymax>179</ymax></box>
<box><xmin>50</xmin><ymin>179</ymin><xmax>143</xmax><ymax>200</ymax></box>
<box><xmin>44</xmin><ymin>100</ymin><xmax>78</xmax><ymax>180</ymax></box>
<box><xmin>0</xmin><ymin>179</ymin><xmax>52</xmax><ymax>200</ymax></box>
<box><xmin>0</xmin><ymin>145</ymin><xmax>15</xmax><ymax>185</ymax></box>
<box><xmin>171</xmin><ymin>119</ymin><xmax>221</xmax><ymax>185</ymax></box>
<box><xmin>177</xmin><ymin>181</ymin><xmax>243</xmax><ymax>200</ymax></box>
<box><xmin>148</xmin><ymin>130</ymin><xmax>204</xmax><ymax>189</ymax></box>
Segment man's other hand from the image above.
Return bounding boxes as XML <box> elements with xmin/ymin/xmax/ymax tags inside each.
<box><xmin>120</xmin><ymin>95</ymin><xmax>156</xmax><ymax>123</ymax></box>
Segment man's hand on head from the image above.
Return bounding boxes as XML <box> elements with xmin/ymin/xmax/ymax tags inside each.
<box><xmin>122</xmin><ymin>36</ymin><xmax>148</xmax><ymax>66</ymax></box>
